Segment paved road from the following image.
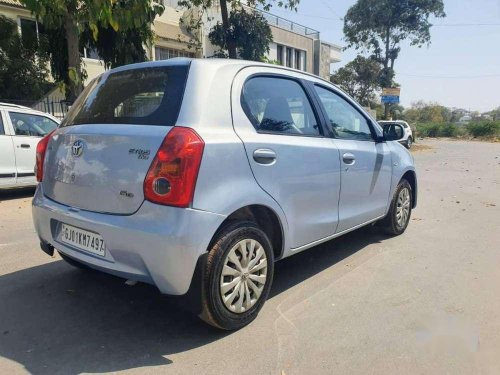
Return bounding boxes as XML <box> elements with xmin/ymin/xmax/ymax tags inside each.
<box><xmin>0</xmin><ymin>140</ymin><xmax>499</xmax><ymax>375</ymax></box>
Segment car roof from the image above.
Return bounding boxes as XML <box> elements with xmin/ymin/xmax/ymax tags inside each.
<box><xmin>102</xmin><ymin>57</ymin><xmax>335</xmax><ymax>88</ymax></box>
<box><xmin>0</xmin><ymin>102</ymin><xmax>32</xmax><ymax>110</ymax></box>
<box><xmin>0</xmin><ymin>104</ymin><xmax>61</xmax><ymax>123</ymax></box>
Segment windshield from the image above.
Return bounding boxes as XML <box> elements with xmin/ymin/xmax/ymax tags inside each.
<box><xmin>61</xmin><ymin>65</ymin><xmax>189</xmax><ymax>127</ymax></box>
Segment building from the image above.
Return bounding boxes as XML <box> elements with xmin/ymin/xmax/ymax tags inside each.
<box><xmin>0</xmin><ymin>0</ymin><xmax>341</xmax><ymax>86</ymax></box>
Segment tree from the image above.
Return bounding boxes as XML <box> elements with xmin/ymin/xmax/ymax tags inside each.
<box><xmin>403</xmin><ymin>101</ymin><xmax>450</xmax><ymax>124</ymax></box>
<box><xmin>343</xmin><ymin>0</ymin><xmax>445</xmax><ymax>117</ymax></box>
<box><xmin>208</xmin><ymin>8</ymin><xmax>272</xmax><ymax>61</ymax></box>
<box><xmin>178</xmin><ymin>0</ymin><xmax>299</xmax><ymax>59</ymax></box>
<box><xmin>330</xmin><ymin>56</ymin><xmax>381</xmax><ymax>107</ymax></box>
<box><xmin>21</xmin><ymin>0</ymin><xmax>164</xmax><ymax>101</ymax></box>
<box><xmin>0</xmin><ymin>15</ymin><xmax>52</xmax><ymax>101</ymax></box>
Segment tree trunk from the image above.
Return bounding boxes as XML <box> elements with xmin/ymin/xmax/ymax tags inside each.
<box><xmin>64</xmin><ymin>13</ymin><xmax>82</xmax><ymax>102</ymax></box>
<box><xmin>220</xmin><ymin>0</ymin><xmax>237</xmax><ymax>59</ymax></box>
<box><xmin>383</xmin><ymin>26</ymin><xmax>391</xmax><ymax>119</ymax></box>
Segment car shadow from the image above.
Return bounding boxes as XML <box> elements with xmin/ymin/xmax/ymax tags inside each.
<box><xmin>0</xmin><ymin>187</ymin><xmax>36</xmax><ymax>201</ymax></box>
<box><xmin>0</xmin><ymin>226</ymin><xmax>387</xmax><ymax>374</ymax></box>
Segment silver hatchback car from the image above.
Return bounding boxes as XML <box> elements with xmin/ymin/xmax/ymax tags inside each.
<box><xmin>32</xmin><ymin>58</ymin><xmax>417</xmax><ymax>330</ymax></box>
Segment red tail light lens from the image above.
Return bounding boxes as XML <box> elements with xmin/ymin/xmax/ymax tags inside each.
<box><xmin>35</xmin><ymin>130</ymin><xmax>55</xmax><ymax>182</ymax></box>
<box><xmin>144</xmin><ymin>127</ymin><xmax>205</xmax><ymax>208</ymax></box>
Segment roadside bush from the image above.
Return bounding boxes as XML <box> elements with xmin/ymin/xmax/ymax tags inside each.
<box><xmin>467</xmin><ymin>121</ymin><xmax>500</xmax><ymax>137</ymax></box>
<box><xmin>416</xmin><ymin>123</ymin><xmax>461</xmax><ymax>138</ymax></box>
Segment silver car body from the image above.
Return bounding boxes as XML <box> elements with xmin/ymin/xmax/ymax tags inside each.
<box><xmin>32</xmin><ymin>59</ymin><xmax>417</xmax><ymax>295</ymax></box>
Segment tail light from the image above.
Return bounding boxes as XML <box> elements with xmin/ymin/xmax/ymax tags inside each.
<box><xmin>144</xmin><ymin>127</ymin><xmax>205</xmax><ymax>208</ymax></box>
<box><xmin>35</xmin><ymin>130</ymin><xmax>55</xmax><ymax>182</ymax></box>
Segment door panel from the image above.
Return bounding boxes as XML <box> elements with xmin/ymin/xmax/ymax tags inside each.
<box><xmin>312</xmin><ymin>85</ymin><xmax>392</xmax><ymax>232</ymax></box>
<box><xmin>232</xmin><ymin>69</ymin><xmax>341</xmax><ymax>249</ymax></box>
<box><xmin>334</xmin><ymin>139</ymin><xmax>392</xmax><ymax>231</ymax></box>
<box><xmin>0</xmin><ymin>111</ymin><xmax>16</xmax><ymax>187</ymax></box>
<box><xmin>8</xmin><ymin>111</ymin><xmax>59</xmax><ymax>184</ymax></box>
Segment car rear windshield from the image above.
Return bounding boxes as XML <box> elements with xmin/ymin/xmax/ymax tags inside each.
<box><xmin>61</xmin><ymin>65</ymin><xmax>189</xmax><ymax>127</ymax></box>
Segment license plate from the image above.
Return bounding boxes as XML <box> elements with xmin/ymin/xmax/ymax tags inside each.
<box><xmin>59</xmin><ymin>223</ymin><xmax>106</xmax><ymax>257</ymax></box>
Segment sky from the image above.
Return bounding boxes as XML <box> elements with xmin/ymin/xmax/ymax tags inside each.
<box><xmin>269</xmin><ymin>0</ymin><xmax>500</xmax><ymax>112</ymax></box>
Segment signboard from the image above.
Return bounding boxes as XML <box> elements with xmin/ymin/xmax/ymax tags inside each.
<box><xmin>381</xmin><ymin>95</ymin><xmax>400</xmax><ymax>104</ymax></box>
<box><xmin>382</xmin><ymin>87</ymin><xmax>401</xmax><ymax>96</ymax></box>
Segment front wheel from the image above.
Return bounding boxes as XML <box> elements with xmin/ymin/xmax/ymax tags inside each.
<box><xmin>379</xmin><ymin>179</ymin><xmax>412</xmax><ymax>236</ymax></box>
<box><xmin>200</xmin><ymin>221</ymin><xmax>274</xmax><ymax>330</ymax></box>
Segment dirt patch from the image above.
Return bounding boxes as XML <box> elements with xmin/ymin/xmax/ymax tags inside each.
<box><xmin>411</xmin><ymin>143</ymin><xmax>433</xmax><ymax>152</ymax></box>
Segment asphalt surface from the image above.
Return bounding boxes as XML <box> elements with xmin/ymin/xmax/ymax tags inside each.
<box><xmin>0</xmin><ymin>139</ymin><xmax>499</xmax><ymax>375</ymax></box>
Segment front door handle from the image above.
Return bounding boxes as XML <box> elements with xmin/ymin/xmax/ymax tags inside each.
<box><xmin>342</xmin><ymin>152</ymin><xmax>356</xmax><ymax>165</ymax></box>
<box><xmin>253</xmin><ymin>148</ymin><xmax>277</xmax><ymax>165</ymax></box>
<box><xmin>19</xmin><ymin>144</ymin><xmax>31</xmax><ymax>149</ymax></box>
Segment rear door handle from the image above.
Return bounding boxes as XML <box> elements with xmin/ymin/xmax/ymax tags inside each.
<box><xmin>19</xmin><ymin>144</ymin><xmax>31</xmax><ymax>149</ymax></box>
<box><xmin>342</xmin><ymin>152</ymin><xmax>355</xmax><ymax>164</ymax></box>
<box><xmin>253</xmin><ymin>149</ymin><xmax>277</xmax><ymax>165</ymax></box>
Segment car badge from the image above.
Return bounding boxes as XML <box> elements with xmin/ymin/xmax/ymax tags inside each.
<box><xmin>72</xmin><ymin>140</ymin><xmax>84</xmax><ymax>157</ymax></box>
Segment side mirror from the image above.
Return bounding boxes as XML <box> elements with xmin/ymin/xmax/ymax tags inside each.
<box><xmin>383</xmin><ymin>123</ymin><xmax>405</xmax><ymax>141</ymax></box>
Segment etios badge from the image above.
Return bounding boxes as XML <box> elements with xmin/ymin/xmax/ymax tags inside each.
<box><xmin>72</xmin><ymin>140</ymin><xmax>84</xmax><ymax>157</ymax></box>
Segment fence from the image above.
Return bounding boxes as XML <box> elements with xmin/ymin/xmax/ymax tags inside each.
<box><xmin>0</xmin><ymin>98</ymin><xmax>70</xmax><ymax>120</ymax></box>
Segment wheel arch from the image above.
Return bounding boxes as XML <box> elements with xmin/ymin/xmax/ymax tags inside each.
<box><xmin>208</xmin><ymin>204</ymin><xmax>285</xmax><ymax>261</ymax></box>
<box><xmin>401</xmin><ymin>170</ymin><xmax>417</xmax><ymax>208</ymax></box>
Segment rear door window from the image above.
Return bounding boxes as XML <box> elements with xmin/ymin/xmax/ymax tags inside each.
<box><xmin>9</xmin><ymin>112</ymin><xmax>58</xmax><ymax>137</ymax></box>
<box><xmin>0</xmin><ymin>112</ymin><xmax>4</xmax><ymax>135</ymax></box>
<box><xmin>241</xmin><ymin>76</ymin><xmax>321</xmax><ymax>136</ymax></box>
<box><xmin>61</xmin><ymin>65</ymin><xmax>189</xmax><ymax>127</ymax></box>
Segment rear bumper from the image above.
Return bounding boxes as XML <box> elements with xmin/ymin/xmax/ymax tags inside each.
<box><xmin>32</xmin><ymin>185</ymin><xmax>226</xmax><ymax>295</ymax></box>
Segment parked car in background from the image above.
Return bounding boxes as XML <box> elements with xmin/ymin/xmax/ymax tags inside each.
<box><xmin>378</xmin><ymin>120</ymin><xmax>413</xmax><ymax>149</ymax></box>
<box><xmin>0</xmin><ymin>103</ymin><xmax>60</xmax><ymax>189</ymax></box>
<box><xmin>32</xmin><ymin>59</ymin><xmax>417</xmax><ymax>330</ymax></box>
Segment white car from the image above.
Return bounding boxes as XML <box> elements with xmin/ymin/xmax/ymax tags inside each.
<box><xmin>378</xmin><ymin>120</ymin><xmax>413</xmax><ymax>149</ymax></box>
<box><xmin>0</xmin><ymin>103</ymin><xmax>60</xmax><ymax>189</ymax></box>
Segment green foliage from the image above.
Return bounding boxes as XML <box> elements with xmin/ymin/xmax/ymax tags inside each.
<box><xmin>208</xmin><ymin>8</ymin><xmax>272</xmax><ymax>61</ymax></box>
<box><xmin>344</xmin><ymin>0</ymin><xmax>445</xmax><ymax>72</ymax></box>
<box><xmin>21</xmin><ymin>0</ymin><xmax>164</xmax><ymax>100</ymax></box>
<box><xmin>467</xmin><ymin>121</ymin><xmax>500</xmax><ymax>137</ymax></box>
<box><xmin>80</xmin><ymin>1</ymin><xmax>160</xmax><ymax>70</ymax></box>
<box><xmin>331</xmin><ymin>56</ymin><xmax>381</xmax><ymax>107</ymax></box>
<box><xmin>343</xmin><ymin>0</ymin><xmax>445</xmax><ymax>118</ymax></box>
<box><xmin>0</xmin><ymin>15</ymin><xmax>52</xmax><ymax>101</ymax></box>
<box><xmin>416</xmin><ymin>123</ymin><xmax>458</xmax><ymax>138</ymax></box>
<box><xmin>178</xmin><ymin>0</ymin><xmax>299</xmax><ymax>59</ymax></box>
<box><xmin>403</xmin><ymin>101</ymin><xmax>451</xmax><ymax>124</ymax></box>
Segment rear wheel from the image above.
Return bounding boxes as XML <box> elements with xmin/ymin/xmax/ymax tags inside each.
<box><xmin>200</xmin><ymin>221</ymin><xmax>274</xmax><ymax>330</ymax></box>
<box><xmin>406</xmin><ymin>137</ymin><xmax>413</xmax><ymax>149</ymax></box>
<box><xmin>379</xmin><ymin>179</ymin><xmax>412</xmax><ymax>235</ymax></box>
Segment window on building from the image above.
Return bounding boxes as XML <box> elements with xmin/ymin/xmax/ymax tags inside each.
<box><xmin>294</xmin><ymin>50</ymin><xmax>301</xmax><ymax>70</ymax></box>
<box><xmin>20</xmin><ymin>19</ymin><xmax>38</xmax><ymax>48</ymax></box>
<box><xmin>285</xmin><ymin>47</ymin><xmax>292</xmax><ymax>68</ymax></box>
<box><xmin>242</xmin><ymin>77</ymin><xmax>321</xmax><ymax>136</ymax></box>
<box><xmin>154</xmin><ymin>46</ymin><xmax>195</xmax><ymax>61</ymax></box>
<box><xmin>277</xmin><ymin>44</ymin><xmax>283</xmax><ymax>65</ymax></box>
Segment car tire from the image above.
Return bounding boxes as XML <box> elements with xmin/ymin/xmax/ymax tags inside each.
<box><xmin>379</xmin><ymin>179</ymin><xmax>412</xmax><ymax>236</ymax></box>
<box><xmin>200</xmin><ymin>221</ymin><xmax>274</xmax><ymax>330</ymax></box>
<box><xmin>406</xmin><ymin>137</ymin><xmax>413</xmax><ymax>149</ymax></box>
<box><xmin>59</xmin><ymin>252</ymin><xmax>93</xmax><ymax>271</ymax></box>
